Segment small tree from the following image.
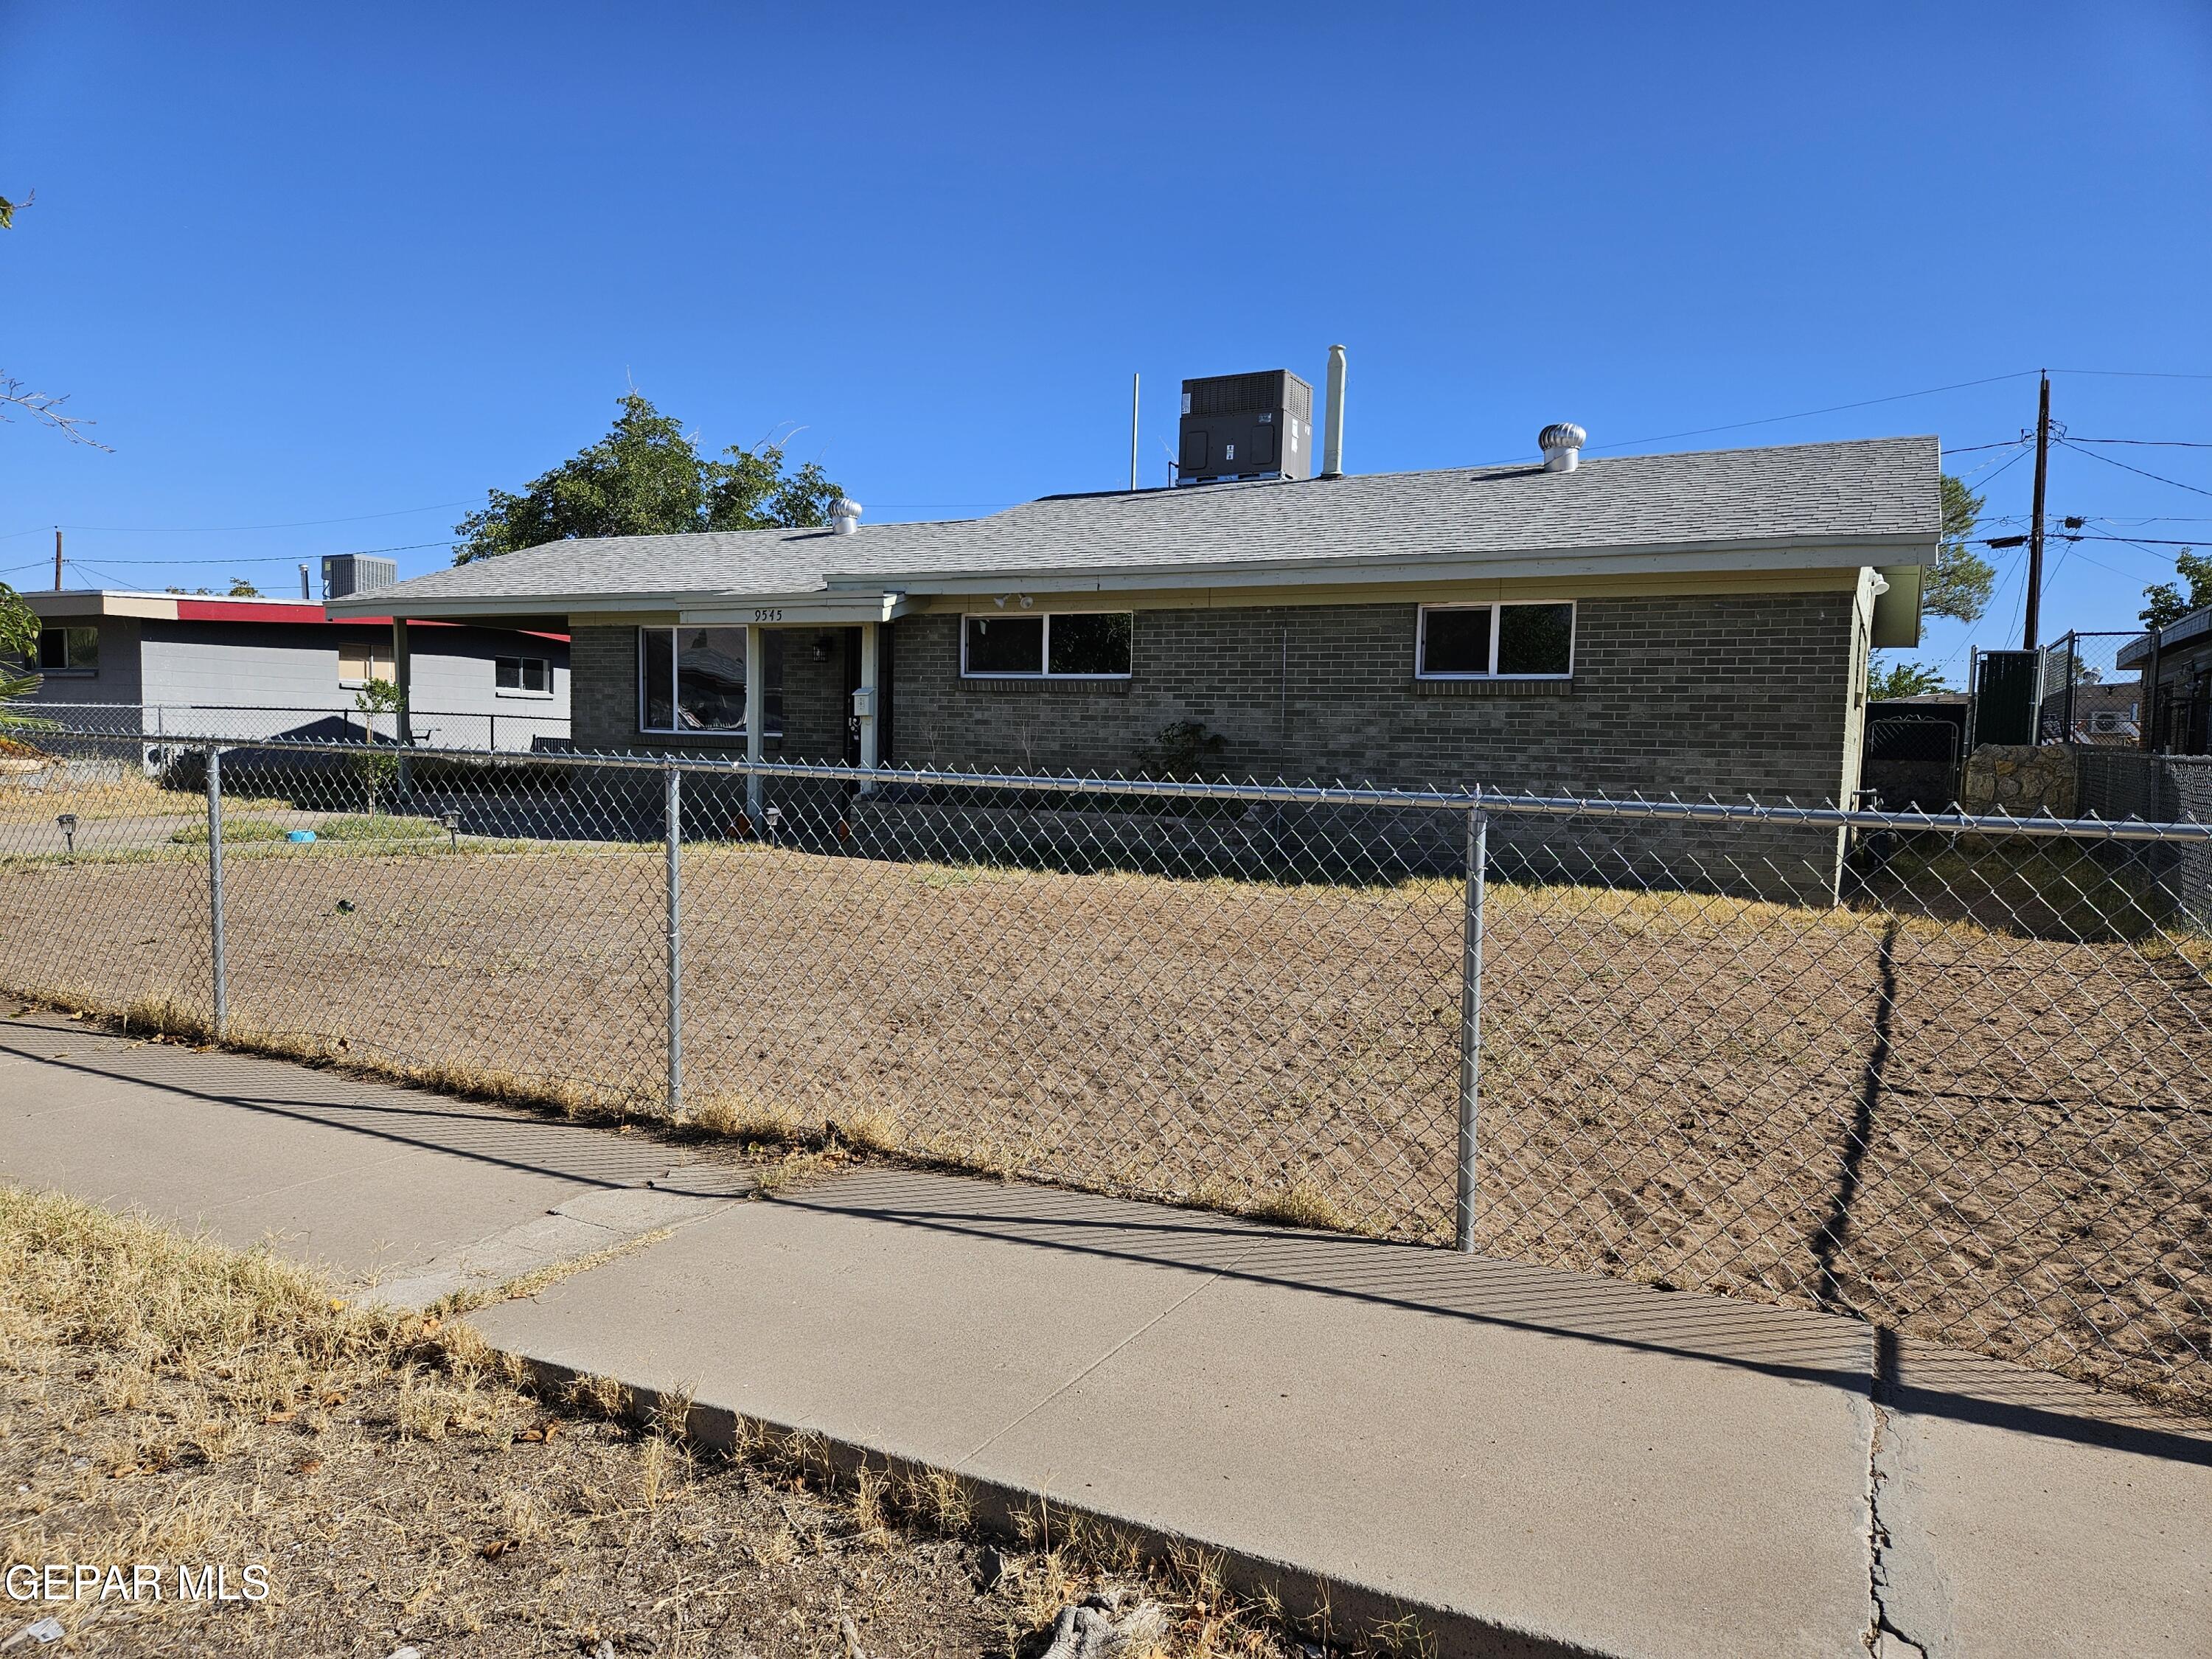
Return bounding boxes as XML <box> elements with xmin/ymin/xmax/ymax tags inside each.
<box><xmin>1135</xmin><ymin>718</ymin><xmax>1228</xmax><ymax>780</ymax></box>
<box><xmin>227</xmin><ymin>577</ymin><xmax>261</xmax><ymax>597</ymax></box>
<box><xmin>352</xmin><ymin>678</ymin><xmax>406</xmax><ymax>810</ymax></box>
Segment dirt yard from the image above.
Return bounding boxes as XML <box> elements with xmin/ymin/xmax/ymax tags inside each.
<box><xmin>0</xmin><ymin>1185</ymin><xmax>1310</xmax><ymax>1659</ymax></box>
<box><xmin>0</xmin><ymin>830</ymin><xmax>2206</xmax><ymax>1414</ymax></box>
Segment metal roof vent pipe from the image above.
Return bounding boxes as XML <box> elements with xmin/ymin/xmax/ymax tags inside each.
<box><xmin>1539</xmin><ymin>422</ymin><xmax>1586</xmax><ymax>473</ymax></box>
<box><xmin>831</xmin><ymin>498</ymin><xmax>863</xmax><ymax>535</ymax></box>
<box><xmin>1320</xmin><ymin>344</ymin><xmax>1348</xmax><ymax>478</ymax></box>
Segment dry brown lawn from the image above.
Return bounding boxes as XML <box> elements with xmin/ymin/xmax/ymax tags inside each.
<box><xmin>0</xmin><ymin>1185</ymin><xmax>1318</xmax><ymax>1658</ymax></box>
<box><xmin>0</xmin><ymin>831</ymin><xmax>2206</xmax><ymax>1414</ymax></box>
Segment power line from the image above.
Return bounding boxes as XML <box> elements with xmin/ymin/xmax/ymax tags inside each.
<box><xmin>1584</xmin><ymin>369</ymin><xmax>2039</xmax><ymax>454</ymax></box>
<box><xmin>2051</xmin><ymin>368</ymin><xmax>2212</xmax><ymax>380</ymax></box>
<box><xmin>35</xmin><ymin>540</ymin><xmax>452</xmax><ymax>568</ymax></box>
<box><xmin>1953</xmin><ymin>445</ymin><xmax>2032</xmax><ymax>493</ymax></box>
<box><xmin>2067</xmin><ymin>437</ymin><xmax>2212</xmax><ymax>450</ymax></box>
<box><xmin>2056</xmin><ymin>439</ymin><xmax>2212</xmax><ymax>500</ymax></box>
<box><xmin>28</xmin><ymin>501</ymin><xmax>478</xmax><ymax>535</ymax></box>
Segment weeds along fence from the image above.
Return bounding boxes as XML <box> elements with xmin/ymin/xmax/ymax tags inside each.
<box><xmin>1</xmin><ymin>726</ymin><xmax>2210</xmax><ymax>1416</ymax></box>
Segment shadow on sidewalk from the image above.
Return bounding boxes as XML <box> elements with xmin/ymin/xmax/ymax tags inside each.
<box><xmin>783</xmin><ymin>1167</ymin><xmax>2212</xmax><ymax>1470</ymax></box>
<box><xmin>0</xmin><ymin>1019</ymin><xmax>698</xmax><ymax>1192</ymax></box>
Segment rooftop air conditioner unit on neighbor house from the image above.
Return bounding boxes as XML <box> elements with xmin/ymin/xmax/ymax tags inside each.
<box><xmin>321</xmin><ymin>554</ymin><xmax>397</xmax><ymax>601</ymax></box>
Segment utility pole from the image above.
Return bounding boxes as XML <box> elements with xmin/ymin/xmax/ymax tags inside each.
<box><xmin>52</xmin><ymin>528</ymin><xmax>63</xmax><ymax>592</ymax></box>
<box><xmin>2023</xmin><ymin>371</ymin><xmax>2050</xmax><ymax>650</ymax></box>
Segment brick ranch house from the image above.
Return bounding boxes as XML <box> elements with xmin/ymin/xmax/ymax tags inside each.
<box><xmin>333</xmin><ymin>435</ymin><xmax>1936</xmax><ymax>836</ymax></box>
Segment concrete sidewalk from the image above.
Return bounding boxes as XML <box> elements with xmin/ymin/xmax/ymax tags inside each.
<box><xmin>0</xmin><ymin>1011</ymin><xmax>752</xmax><ymax>1306</ymax></box>
<box><xmin>1</xmin><ymin>1013</ymin><xmax>2205</xmax><ymax>1656</ymax></box>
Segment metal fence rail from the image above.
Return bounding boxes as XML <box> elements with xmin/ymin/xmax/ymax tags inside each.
<box><xmin>19</xmin><ymin>700</ymin><xmax>571</xmax><ymax>754</ymax></box>
<box><xmin>1</xmin><ymin>723</ymin><xmax>2208</xmax><ymax>1416</ymax></box>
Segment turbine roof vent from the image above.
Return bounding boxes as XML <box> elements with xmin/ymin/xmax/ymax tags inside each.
<box><xmin>1538</xmin><ymin>422</ymin><xmax>1587</xmax><ymax>473</ymax></box>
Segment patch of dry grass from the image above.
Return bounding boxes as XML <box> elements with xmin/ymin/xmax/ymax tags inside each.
<box><xmin>0</xmin><ymin>1186</ymin><xmax>1418</xmax><ymax>1659</ymax></box>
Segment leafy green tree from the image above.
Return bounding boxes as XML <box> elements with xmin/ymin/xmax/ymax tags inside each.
<box><xmin>2139</xmin><ymin>548</ymin><xmax>2211</xmax><ymax>629</ymax></box>
<box><xmin>452</xmin><ymin>392</ymin><xmax>844</xmax><ymax>564</ymax></box>
<box><xmin>1925</xmin><ymin>475</ymin><xmax>1995</xmax><ymax>623</ymax></box>
<box><xmin>0</xmin><ymin>580</ymin><xmax>41</xmax><ymax>719</ymax></box>
<box><xmin>227</xmin><ymin>577</ymin><xmax>262</xmax><ymax>597</ymax></box>
<box><xmin>1869</xmin><ymin>660</ymin><xmax>1950</xmax><ymax>700</ymax></box>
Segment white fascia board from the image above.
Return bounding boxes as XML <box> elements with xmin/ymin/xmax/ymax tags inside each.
<box><xmin>679</xmin><ymin>590</ymin><xmax>915</xmax><ymax>626</ymax></box>
<box><xmin>820</xmin><ymin>535</ymin><xmax>1937</xmax><ymax>598</ymax></box>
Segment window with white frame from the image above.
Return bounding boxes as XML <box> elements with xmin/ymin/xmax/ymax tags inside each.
<box><xmin>1416</xmin><ymin>602</ymin><xmax>1575</xmax><ymax>679</ymax></box>
<box><xmin>36</xmin><ymin>626</ymin><xmax>100</xmax><ymax>675</ymax></box>
<box><xmin>961</xmin><ymin>611</ymin><xmax>1133</xmax><ymax>678</ymax></box>
<box><xmin>495</xmin><ymin>655</ymin><xmax>552</xmax><ymax>696</ymax></box>
<box><xmin>638</xmin><ymin>627</ymin><xmax>783</xmax><ymax>734</ymax></box>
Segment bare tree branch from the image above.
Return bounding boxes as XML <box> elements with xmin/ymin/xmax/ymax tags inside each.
<box><xmin>0</xmin><ymin>375</ymin><xmax>113</xmax><ymax>451</ymax></box>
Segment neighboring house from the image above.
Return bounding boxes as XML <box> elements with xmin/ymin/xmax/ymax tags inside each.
<box><xmin>12</xmin><ymin>590</ymin><xmax>571</xmax><ymax>751</ymax></box>
<box><xmin>2118</xmin><ymin>608</ymin><xmax>2212</xmax><ymax>756</ymax></box>
<box><xmin>329</xmin><ymin>433</ymin><xmax>1937</xmax><ymax>821</ymax></box>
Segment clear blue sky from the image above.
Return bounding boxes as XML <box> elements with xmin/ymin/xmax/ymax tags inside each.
<box><xmin>4</xmin><ymin>1</ymin><xmax>2209</xmax><ymax>682</ymax></box>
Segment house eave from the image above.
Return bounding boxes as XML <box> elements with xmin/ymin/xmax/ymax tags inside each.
<box><xmin>821</xmin><ymin>533</ymin><xmax>1936</xmax><ymax>598</ymax></box>
<box><xmin>331</xmin><ymin>532</ymin><xmax>1935</xmax><ymax>622</ymax></box>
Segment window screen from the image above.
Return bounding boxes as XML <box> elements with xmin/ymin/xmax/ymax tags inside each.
<box><xmin>1419</xmin><ymin>608</ymin><xmax>1492</xmax><ymax>676</ymax></box>
<box><xmin>1047</xmin><ymin>613</ymin><xmax>1133</xmax><ymax>676</ymax></box>
<box><xmin>1497</xmin><ymin>604</ymin><xmax>1574</xmax><ymax>675</ymax></box>
<box><xmin>964</xmin><ymin>615</ymin><xmax>1045</xmax><ymax>675</ymax></box>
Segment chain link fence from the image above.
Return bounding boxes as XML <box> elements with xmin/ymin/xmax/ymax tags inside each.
<box><xmin>23</xmin><ymin>700</ymin><xmax>571</xmax><ymax>754</ymax></box>
<box><xmin>2034</xmin><ymin>631</ymin><xmax>2146</xmax><ymax>747</ymax></box>
<box><xmin>1</xmin><ymin>720</ymin><xmax>2208</xmax><ymax>1416</ymax></box>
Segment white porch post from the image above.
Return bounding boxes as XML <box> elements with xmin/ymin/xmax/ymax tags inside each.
<box><xmin>856</xmin><ymin>620</ymin><xmax>880</xmax><ymax>790</ymax></box>
<box><xmin>744</xmin><ymin>623</ymin><xmax>765</xmax><ymax>818</ymax></box>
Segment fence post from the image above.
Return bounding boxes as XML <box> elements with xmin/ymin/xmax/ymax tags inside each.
<box><xmin>1455</xmin><ymin>799</ymin><xmax>1488</xmax><ymax>1253</ymax></box>
<box><xmin>664</xmin><ymin>764</ymin><xmax>684</xmax><ymax>1119</ymax></box>
<box><xmin>205</xmin><ymin>745</ymin><xmax>227</xmax><ymax>1040</ymax></box>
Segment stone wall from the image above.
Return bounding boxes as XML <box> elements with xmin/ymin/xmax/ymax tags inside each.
<box><xmin>1958</xmin><ymin>744</ymin><xmax>2079</xmax><ymax>817</ymax></box>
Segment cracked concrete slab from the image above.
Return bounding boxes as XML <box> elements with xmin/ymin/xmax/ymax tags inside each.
<box><xmin>472</xmin><ymin>1166</ymin><xmax>1877</xmax><ymax>1659</ymax></box>
<box><xmin>1869</xmin><ymin>1338</ymin><xmax>2212</xmax><ymax>1657</ymax></box>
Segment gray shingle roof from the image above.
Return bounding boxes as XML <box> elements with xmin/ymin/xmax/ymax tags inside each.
<box><xmin>346</xmin><ymin>436</ymin><xmax>1938</xmax><ymax>611</ymax></box>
